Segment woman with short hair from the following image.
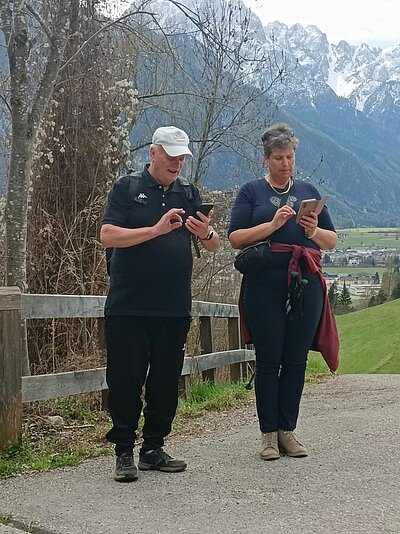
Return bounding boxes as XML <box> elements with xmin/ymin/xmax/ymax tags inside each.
<box><xmin>229</xmin><ymin>123</ymin><xmax>337</xmax><ymax>460</ymax></box>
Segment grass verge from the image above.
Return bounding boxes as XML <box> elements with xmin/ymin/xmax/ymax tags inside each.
<box><xmin>0</xmin><ymin>380</ymin><xmax>257</xmax><ymax>478</ymax></box>
<box><xmin>0</xmin><ymin>368</ymin><xmax>331</xmax><ymax>479</ymax></box>
<box><xmin>0</xmin><ymin>372</ymin><xmax>328</xmax><ymax>478</ymax></box>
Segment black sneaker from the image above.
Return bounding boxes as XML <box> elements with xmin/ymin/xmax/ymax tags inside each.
<box><xmin>114</xmin><ymin>452</ymin><xmax>138</xmax><ymax>482</ymax></box>
<box><xmin>138</xmin><ymin>448</ymin><xmax>187</xmax><ymax>473</ymax></box>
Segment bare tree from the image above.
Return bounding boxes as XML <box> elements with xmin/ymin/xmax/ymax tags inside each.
<box><xmin>25</xmin><ymin>6</ymin><xmax>142</xmax><ymax>374</ymax></box>
<box><xmin>0</xmin><ymin>2</ymin><xmax>135</xmax><ymax>375</ymax></box>
<box><xmin>0</xmin><ymin>0</ymin><xmax>72</xmax><ymax>288</ymax></box>
<box><xmin>1</xmin><ymin>0</ymin><xmax>287</xmax><ymax>289</ymax></box>
<box><xmin>0</xmin><ymin>0</ymin><xmax>288</xmax><ymax>375</ymax></box>
<box><xmin>0</xmin><ymin>0</ymin><xmax>74</xmax><ymax>374</ymax></box>
<box><xmin>124</xmin><ymin>0</ymin><xmax>288</xmax><ymax>302</ymax></box>
<box><xmin>181</xmin><ymin>0</ymin><xmax>284</xmax><ymax>186</ymax></box>
<box><xmin>128</xmin><ymin>0</ymin><xmax>287</xmax><ymax>188</ymax></box>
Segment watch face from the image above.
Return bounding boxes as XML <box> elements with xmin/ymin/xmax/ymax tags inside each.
<box><xmin>207</xmin><ymin>231</ymin><xmax>214</xmax><ymax>240</ymax></box>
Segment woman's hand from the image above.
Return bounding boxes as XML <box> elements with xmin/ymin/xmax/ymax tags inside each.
<box><xmin>298</xmin><ymin>212</ymin><xmax>338</xmax><ymax>249</ymax></box>
<box><xmin>271</xmin><ymin>205</ymin><xmax>296</xmax><ymax>231</ymax></box>
<box><xmin>298</xmin><ymin>212</ymin><xmax>318</xmax><ymax>237</ymax></box>
<box><xmin>229</xmin><ymin>205</ymin><xmax>295</xmax><ymax>250</ymax></box>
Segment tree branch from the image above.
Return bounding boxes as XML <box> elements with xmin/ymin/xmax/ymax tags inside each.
<box><xmin>25</xmin><ymin>3</ymin><xmax>52</xmax><ymax>41</ymax></box>
<box><xmin>59</xmin><ymin>9</ymin><xmax>155</xmax><ymax>73</ymax></box>
<box><xmin>0</xmin><ymin>0</ymin><xmax>13</xmax><ymax>45</ymax></box>
<box><xmin>28</xmin><ymin>3</ymin><xmax>71</xmax><ymax>138</ymax></box>
<box><xmin>0</xmin><ymin>91</ymin><xmax>11</xmax><ymax>114</ymax></box>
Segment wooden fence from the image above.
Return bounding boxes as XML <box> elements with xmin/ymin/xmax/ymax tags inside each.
<box><xmin>0</xmin><ymin>287</ymin><xmax>254</xmax><ymax>450</ymax></box>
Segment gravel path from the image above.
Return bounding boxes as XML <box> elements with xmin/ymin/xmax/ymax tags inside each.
<box><xmin>0</xmin><ymin>374</ymin><xmax>399</xmax><ymax>534</ymax></box>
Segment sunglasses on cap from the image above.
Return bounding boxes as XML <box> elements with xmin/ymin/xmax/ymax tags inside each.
<box><xmin>263</xmin><ymin>130</ymin><xmax>295</xmax><ymax>141</ymax></box>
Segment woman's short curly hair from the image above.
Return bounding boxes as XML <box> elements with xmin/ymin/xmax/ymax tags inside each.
<box><xmin>262</xmin><ymin>123</ymin><xmax>299</xmax><ymax>157</ymax></box>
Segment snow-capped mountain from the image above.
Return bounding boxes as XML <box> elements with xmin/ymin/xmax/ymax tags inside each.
<box><xmin>2</xmin><ymin>0</ymin><xmax>398</xmax><ymax>226</ymax></box>
<box><xmin>253</xmin><ymin>19</ymin><xmax>400</xmax><ymax>226</ymax></box>
<box><xmin>131</xmin><ymin>0</ymin><xmax>400</xmax><ymax>133</ymax></box>
<box><xmin>126</xmin><ymin>0</ymin><xmax>400</xmax><ymax>226</ymax></box>
<box><xmin>263</xmin><ymin>20</ymin><xmax>400</xmax><ymax>135</ymax></box>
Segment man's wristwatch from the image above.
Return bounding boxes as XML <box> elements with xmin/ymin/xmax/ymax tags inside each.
<box><xmin>199</xmin><ymin>228</ymin><xmax>214</xmax><ymax>241</ymax></box>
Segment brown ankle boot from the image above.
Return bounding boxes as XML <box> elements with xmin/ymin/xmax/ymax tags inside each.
<box><xmin>278</xmin><ymin>430</ymin><xmax>308</xmax><ymax>457</ymax></box>
<box><xmin>260</xmin><ymin>431</ymin><xmax>280</xmax><ymax>460</ymax></box>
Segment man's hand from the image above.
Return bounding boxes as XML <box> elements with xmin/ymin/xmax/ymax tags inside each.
<box><xmin>185</xmin><ymin>210</ymin><xmax>213</xmax><ymax>239</ymax></box>
<box><xmin>154</xmin><ymin>208</ymin><xmax>186</xmax><ymax>236</ymax></box>
<box><xmin>101</xmin><ymin>209</ymin><xmax>185</xmax><ymax>249</ymax></box>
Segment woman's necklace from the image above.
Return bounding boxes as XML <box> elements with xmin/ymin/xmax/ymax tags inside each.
<box><xmin>265</xmin><ymin>175</ymin><xmax>292</xmax><ymax>195</ymax></box>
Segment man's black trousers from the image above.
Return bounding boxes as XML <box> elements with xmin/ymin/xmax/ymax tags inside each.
<box><xmin>105</xmin><ymin>315</ymin><xmax>191</xmax><ymax>456</ymax></box>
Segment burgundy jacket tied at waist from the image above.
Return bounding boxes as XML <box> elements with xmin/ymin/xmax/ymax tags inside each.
<box><xmin>239</xmin><ymin>242</ymin><xmax>339</xmax><ymax>373</ymax></box>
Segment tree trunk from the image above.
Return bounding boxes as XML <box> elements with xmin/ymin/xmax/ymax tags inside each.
<box><xmin>1</xmin><ymin>1</ymin><xmax>71</xmax><ymax>374</ymax></box>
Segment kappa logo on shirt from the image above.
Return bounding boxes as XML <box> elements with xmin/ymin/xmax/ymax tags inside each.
<box><xmin>134</xmin><ymin>192</ymin><xmax>148</xmax><ymax>205</ymax></box>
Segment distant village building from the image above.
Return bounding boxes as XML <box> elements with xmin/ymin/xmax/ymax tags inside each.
<box><xmin>348</xmin><ymin>284</ymin><xmax>381</xmax><ymax>297</ymax></box>
<box><xmin>321</xmin><ymin>240</ymin><xmax>400</xmax><ymax>300</ymax></box>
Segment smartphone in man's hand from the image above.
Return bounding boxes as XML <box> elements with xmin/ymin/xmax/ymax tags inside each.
<box><xmin>194</xmin><ymin>203</ymin><xmax>214</xmax><ymax>219</ymax></box>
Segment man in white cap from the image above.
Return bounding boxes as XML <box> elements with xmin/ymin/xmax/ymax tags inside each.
<box><xmin>101</xmin><ymin>126</ymin><xmax>219</xmax><ymax>482</ymax></box>
<box><xmin>152</xmin><ymin>125</ymin><xmax>193</xmax><ymax>157</ymax></box>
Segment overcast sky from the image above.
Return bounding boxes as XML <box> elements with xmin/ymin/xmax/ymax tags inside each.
<box><xmin>243</xmin><ymin>0</ymin><xmax>400</xmax><ymax>48</ymax></box>
<box><xmin>106</xmin><ymin>0</ymin><xmax>400</xmax><ymax>49</ymax></box>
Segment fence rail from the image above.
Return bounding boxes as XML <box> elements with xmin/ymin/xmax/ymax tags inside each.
<box><xmin>0</xmin><ymin>287</ymin><xmax>254</xmax><ymax>450</ymax></box>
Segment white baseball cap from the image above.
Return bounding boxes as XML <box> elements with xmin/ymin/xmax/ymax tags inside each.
<box><xmin>152</xmin><ymin>126</ymin><xmax>193</xmax><ymax>157</ymax></box>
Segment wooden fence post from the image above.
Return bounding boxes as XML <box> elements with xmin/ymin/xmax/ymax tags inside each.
<box><xmin>199</xmin><ymin>316</ymin><xmax>216</xmax><ymax>383</ymax></box>
<box><xmin>178</xmin><ymin>373</ymin><xmax>191</xmax><ymax>398</ymax></box>
<box><xmin>0</xmin><ymin>287</ymin><xmax>22</xmax><ymax>450</ymax></box>
<box><xmin>228</xmin><ymin>317</ymin><xmax>243</xmax><ymax>382</ymax></box>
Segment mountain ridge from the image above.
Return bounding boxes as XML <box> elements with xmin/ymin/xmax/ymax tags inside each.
<box><xmin>121</xmin><ymin>0</ymin><xmax>400</xmax><ymax>228</ymax></box>
<box><xmin>1</xmin><ymin>0</ymin><xmax>399</xmax><ymax>228</ymax></box>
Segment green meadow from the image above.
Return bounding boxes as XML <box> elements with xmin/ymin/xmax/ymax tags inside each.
<box><xmin>308</xmin><ymin>298</ymin><xmax>400</xmax><ymax>375</ymax></box>
<box><xmin>337</xmin><ymin>227</ymin><xmax>400</xmax><ymax>249</ymax></box>
<box><xmin>323</xmin><ymin>266</ymin><xmax>386</xmax><ymax>276</ymax></box>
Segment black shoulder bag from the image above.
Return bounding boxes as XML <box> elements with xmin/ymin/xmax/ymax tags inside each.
<box><xmin>233</xmin><ymin>189</ymin><xmax>291</xmax><ymax>275</ymax></box>
<box><xmin>234</xmin><ymin>238</ymin><xmax>273</xmax><ymax>275</ymax></box>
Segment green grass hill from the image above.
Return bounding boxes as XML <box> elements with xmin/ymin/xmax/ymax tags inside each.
<box><xmin>308</xmin><ymin>298</ymin><xmax>400</xmax><ymax>375</ymax></box>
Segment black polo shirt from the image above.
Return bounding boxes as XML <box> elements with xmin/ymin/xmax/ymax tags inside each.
<box><xmin>102</xmin><ymin>165</ymin><xmax>202</xmax><ymax>317</ymax></box>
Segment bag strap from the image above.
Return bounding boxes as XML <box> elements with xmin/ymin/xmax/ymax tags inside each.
<box><xmin>177</xmin><ymin>178</ymin><xmax>201</xmax><ymax>258</ymax></box>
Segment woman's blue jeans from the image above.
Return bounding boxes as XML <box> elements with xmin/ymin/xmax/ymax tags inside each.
<box><xmin>243</xmin><ymin>266</ymin><xmax>323</xmax><ymax>432</ymax></box>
